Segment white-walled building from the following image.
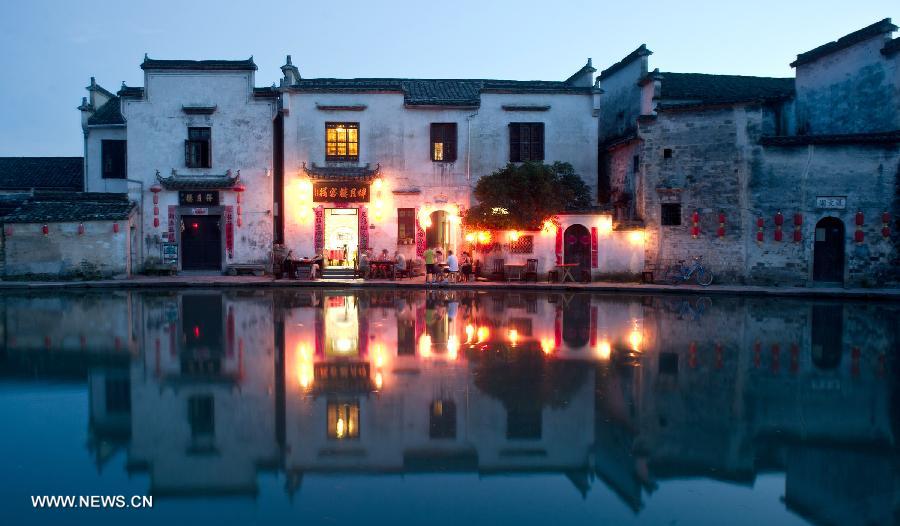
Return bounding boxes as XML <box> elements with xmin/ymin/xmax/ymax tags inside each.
<box><xmin>276</xmin><ymin>56</ymin><xmax>602</xmax><ymax>268</ymax></box>
<box><xmin>82</xmin><ymin>57</ymin><xmax>277</xmax><ymax>273</ymax></box>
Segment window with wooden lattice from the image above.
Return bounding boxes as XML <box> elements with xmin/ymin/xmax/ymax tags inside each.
<box><xmin>509</xmin><ymin>235</ymin><xmax>534</xmax><ymax>254</ymax></box>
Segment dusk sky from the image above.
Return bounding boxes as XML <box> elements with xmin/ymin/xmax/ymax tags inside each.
<box><xmin>0</xmin><ymin>0</ymin><xmax>895</xmax><ymax>156</ymax></box>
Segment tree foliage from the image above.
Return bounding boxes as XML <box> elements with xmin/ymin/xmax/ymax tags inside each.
<box><xmin>464</xmin><ymin>162</ymin><xmax>592</xmax><ymax>230</ymax></box>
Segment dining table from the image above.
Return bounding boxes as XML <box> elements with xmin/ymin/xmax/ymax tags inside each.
<box><xmin>368</xmin><ymin>260</ymin><xmax>396</xmax><ymax>280</ymax></box>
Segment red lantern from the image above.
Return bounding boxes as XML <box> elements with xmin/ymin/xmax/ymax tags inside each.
<box><xmin>692</xmin><ymin>211</ymin><xmax>700</xmax><ymax>223</ymax></box>
<box><xmin>237</xmin><ymin>205</ymin><xmax>242</xmax><ymax>216</ymax></box>
<box><xmin>233</xmin><ymin>184</ymin><xmax>246</xmax><ymax>203</ymax></box>
<box><xmin>793</xmin><ymin>213</ymin><xmax>802</xmax><ymax>226</ymax></box>
<box><xmin>236</xmin><ymin>216</ymin><xmax>242</xmax><ymax>228</ymax></box>
<box><xmin>793</xmin><ymin>229</ymin><xmax>802</xmax><ymax>242</ymax></box>
<box><xmin>855</xmin><ymin>211</ymin><xmax>864</xmax><ymax>226</ymax></box>
<box><xmin>153</xmin><ymin>206</ymin><xmax>159</xmax><ymax>216</ymax></box>
<box><xmin>150</xmin><ymin>184</ymin><xmax>162</xmax><ymax>205</ymax></box>
<box><xmin>717</xmin><ymin>212</ymin><xmax>726</xmax><ymax>238</ymax></box>
<box><xmin>774</xmin><ymin>211</ymin><xmax>784</xmax><ymax>226</ymax></box>
<box><xmin>756</xmin><ymin>217</ymin><xmax>764</xmax><ymax>243</ymax></box>
<box><xmin>774</xmin><ymin>229</ymin><xmax>783</xmax><ymax>242</ymax></box>
<box><xmin>153</xmin><ymin>217</ymin><xmax>160</xmax><ymax>228</ymax></box>
<box><xmin>691</xmin><ymin>226</ymin><xmax>700</xmax><ymax>237</ymax></box>
<box><xmin>756</xmin><ymin>217</ymin><xmax>764</xmax><ymax>228</ymax></box>
<box><xmin>756</xmin><ymin>230</ymin><xmax>764</xmax><ymax>242</ymax></box>
<box><xmin>113</xmin><ymin>223</ymin><xmax>119</xmax><ymax>234</ymax></box>
<box><xmin>42</xmin><ymin>224</ymin><xmax>49</xmax><ymax>235</ymax></box>
<box><xmin>78</xmin><ymin>223</ymin><xmax>85</xmax><ymax>235</ymax></box>
<box><xmin>854</xmin><ymin>229</ymin><xmax>864</xmax><ymax>243</ymax></box>
<box><xmin>883</xmin><ymin>212</ymin><xmax>891</xmax><ymax>238</ymax></box>
<box><xmin>718</xmin><ymin>212</ymin><xmax>726</xmax><ymax>224</ymax></box>
<box><xmin>717</xmin><ymin>226</ymin><xmax>725</xmax><ymax>237</ymax></box>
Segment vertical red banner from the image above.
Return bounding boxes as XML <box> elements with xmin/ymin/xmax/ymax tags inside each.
<box><xmin>415</xmin><ymin>206</ymin><xmax>425</xmax><ymax>258</ymax></box>
<box><xmin>167</xmin><ymin>205</ymin><xmax>176</xmax><ymax>242</ymax></box>
<box><xmin>590</xmin><ymin>227</ymin><xmax>599</xmax><ymax>268</ymax></box>
<box><xmin>314</xmin><ymin>205</ymin><xmax>325</xmax><ymax>255</ymax></box>
<box><xmin>555</xmin><ymin>228</ymin><xmax>563</xmax><ymax>265</ymax></box>
<box><xmin>224</xmin><ymin>206</ymin><xmax>234</xmax><ymax>259</ymax></box>
<box><xmin>359</xmin><ymin>206</ymin><xmax>369</xmax><ymax>251</ymax></box>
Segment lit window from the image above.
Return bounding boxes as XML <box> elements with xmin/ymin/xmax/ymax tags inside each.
<box><xmin>430</xmin><ymin>123</ymin><xmax>457</xmax><ymax>162</ymax></box>
<box><xmin>327</xmin><ymin>400</ymin><xmax>360</xmax><ymax>440</ymax></box>
<box><xmin>326</xmin><ymin>122</ymin><xmax>359</xmax><ymax>162</ymax></box>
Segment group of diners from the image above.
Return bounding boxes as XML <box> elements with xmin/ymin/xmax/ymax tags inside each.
<box><xmin>422</xmin><ymin>247</ymin><xmax>473</xmax><ymax>284</ymax></box>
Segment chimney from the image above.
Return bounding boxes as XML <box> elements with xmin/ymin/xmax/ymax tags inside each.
<box><xmin>281</xmin><ymin>54</ymin><xmax>300</xmax><ymax>86</ymax></box>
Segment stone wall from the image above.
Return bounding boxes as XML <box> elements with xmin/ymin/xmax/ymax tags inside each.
<box><xmin>637</xmin><ymin>105</ymin><xmax>757</xmax><ymax>282</ymax></box>
<box><xmin>795</xmin><ymin>34</ymin><xmax>899</xmax><ymax>135</ymax></box>
<box><xmin>3</xmin><ymin>218</ymin><xmax>133</xmax><ymax>279</ymax></box>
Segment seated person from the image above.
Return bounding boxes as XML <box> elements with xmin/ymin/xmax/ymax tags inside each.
<box><xmin>358</xmin><ymin>251</ymin><xmax>370</xmax><ymax>278</ymax></box>
<box><xmin>460</xmin><ymin>251</ymin><xmax>473</xmax><ymax>281</ymax></box>
<box><xmin>444</xmin><ymin>250</ymin><xmax>459</xmax><ymax>282</ymax></box>
<box><xmin>310</xmin><ymin>253</ymin><xmax>324</xmax><ymax>279</ymax></box>
<box><xmin>380</xmin><ymin>248</ymin><xmax>390</xmax><ymax>261</ymax></box>
<box><xmin>394</xmin><ymin>251</ymin><xmax>407</xmax><ymax>276</ymax></box>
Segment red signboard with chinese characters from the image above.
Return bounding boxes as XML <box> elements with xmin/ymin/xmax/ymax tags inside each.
<box><xmin>312</xmin><ymin>182</ymin><xmax>369</xmax><ymax>203</ymax></box>
<box><xmin>224</xmin><ymin>206</ymin><xmax>234</xmax><ymax>259</ymax></box>
<box><xmin>179</xmin><ymin>191</ymin><xmax>220</xmax><ymax>206</ymax></box>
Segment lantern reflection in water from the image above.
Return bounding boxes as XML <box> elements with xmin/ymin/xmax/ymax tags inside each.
<box><xmin>418</xmin><ymin>334</ymin><xmax>432</xmax><ymax>358</ymax></box>
<box><xmin>597</xmin><ymin>339</ymin><xmax>612</xmax><ymax>361</ymax></box>
<box><xmin>296</xmin><ymin>343</ymin><xmax>314</xmax><ymax>390</ymax></box>
<box><xmin>328</xmin><ymin>401</ymin><xmax>359</xmax><ymax>440</ymax></box>
<box><xmin>629</xmin><ymin>321</ymin><xmax>643</xmax><ymax>353</ymax></box>
<box><xmin>465</xmin><ymin>324</ymin><xmax>475</xmax><ymax>344</ymax></box>
<box><xmin>540</xmin><ymin>338</ymin><xmax>554</xmax><ymax>355</ymax></box>
<box><xmin>447</xmin><ymin>335</ymin><xmax>459</xmax><ymax>360</ymax></box>
<box><xmin>476</xmin><ymin>326</ymin><xmax>490</xmax><ymax>343</ymax></box>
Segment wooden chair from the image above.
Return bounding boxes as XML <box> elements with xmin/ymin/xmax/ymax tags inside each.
<box><xmin>524</xmin><ymin>259</ymin><xmax>538</xmax><ymax>282</ymax></box>
<box><xmin>489</xmin><ymin>259</ymin><xmax>505</xmax><ymax>281</ymax></box>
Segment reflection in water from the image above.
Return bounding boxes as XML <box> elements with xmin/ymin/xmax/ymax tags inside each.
<box><xmin>0</xmin><ymin>289</ymin><xmax>899</xmax><ymax>525</ymax></box>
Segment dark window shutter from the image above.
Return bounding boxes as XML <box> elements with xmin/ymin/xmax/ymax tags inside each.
<box><xmin>446</xmin><ymin>123</ymin><xmax>457</xmax><ymax>162</ymax></box>
<box><xmin>205</xmin><ymin>136</ymin><xmax>212</xmax><ymax>168</ymax></box>
<box><xmin>430</xmin><ymin>123</ymin><xmax>438</xmax><ymax>161</ymax></box>
<box><xmin>185</xmin><ymin>140</ymin><xmax>192</xmax><ymax>167</ymax></box>
<box><xmin>509</xmin><ymin>124</ymin><xmax>520</xmax><ymax>162</ymax></box>
<box><xmin>533</xmin><ymin>123</ymin><xmax>544</xmax><ymax>161</ymax></box>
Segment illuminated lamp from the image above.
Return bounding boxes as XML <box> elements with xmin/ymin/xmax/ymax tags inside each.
<box><xmin>112</xmin><ymin>223</ymin><xmax>119</xmax><ymax>233</ymax></box>
<box><xmin>42</xmin><ymin>224</ymin><xmax>49</xmax><ymax>235</ymax></box>
<box><xmin>153</xmin><ymin>217</ymin><xmax>160</xmax><ymax>228</ymax></box>
<box><xmin>691</xmin><ymin>210</ymin><xmax>700</xmax><ymax>239</ymax></box>
<box><xmin>464</xmin><ymin>232</ymin><xmax>476</xmax><ymax>243</ymax></box>
<box><xmin>773</xmin><ymin>210</ymin><xmax>783</xmax><ymax>242</ymax></box>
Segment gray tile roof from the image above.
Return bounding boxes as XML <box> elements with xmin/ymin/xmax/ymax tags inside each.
<box><xmin>791</xmin><ymin>18</ymin><xmax>897</xmax><ymax>67</ymax></box>
<box><xmin>288</xmin><ymin>78</ymin><xmax>591</xmax><ymax>106</ymax></box>
<box><xmin>118</xmin><ymin>85</ymin><xmax>144</xmax><ymax>98</ymax></box>
<box><xmin>87</xmin><ymin>96</ymin><xmax>124</xmax><ymax>125</ymax></box>
<box><xmin>141</xmin><ymin>57</ymin><xmax>257</xmax><ymax>71</ymax></box>
<box><xmin>0</xmin><ymin>157</ymin><xmax>83</xmax><ymax>191</ymax></box>
<box><xmin>657</xmin><ymin>72</ymin><xmax>794</xmax><ymax>108</ymax></box>
<box><xmin>1</xmin><ymin>192</ymin><xmax>135</xmax><ymax>224</ymax></box>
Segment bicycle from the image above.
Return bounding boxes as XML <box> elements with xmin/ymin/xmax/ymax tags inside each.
<box><xmin>664</xmin><ymin>256</ymin><xmax>714</xmax><ymax>286</ymax></box>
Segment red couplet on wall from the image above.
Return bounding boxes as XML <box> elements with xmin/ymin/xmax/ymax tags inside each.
<box><xmin>590</xmin><ymin>227</ymin><xmax>599</xmax><ymax>268</ymax></box>
<box><xmin>555</xmin><ymin>228</ymin><xmax>563</xmax><ymax>265</ymax></box>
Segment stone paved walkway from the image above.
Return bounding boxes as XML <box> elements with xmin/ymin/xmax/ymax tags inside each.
<box><xmin>1</xmin><ymin>274</ymin><xmax>898</xmax><ymax>300</ymax></box>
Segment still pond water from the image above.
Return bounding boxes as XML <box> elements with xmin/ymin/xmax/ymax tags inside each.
<box><xmin>0</xmin><ymin>288</ymin><xmax>898</xmax><ymax>525</ymax></box>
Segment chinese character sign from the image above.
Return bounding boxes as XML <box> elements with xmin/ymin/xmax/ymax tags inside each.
<box><xmin>312</xmin><ymin>182</ymin><xmax>370</xmax><ymax>203</ymax></box>
<box><xmin>179</xmin><ymin>191</ymin><xmax>220</xmax><ymax>206</ymax></box>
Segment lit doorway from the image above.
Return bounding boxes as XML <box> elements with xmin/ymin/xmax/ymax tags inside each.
<box><xmin>426</xmin><ymin>210</ymin><xmax>450</xmax><ymax>252</ymax></box>
<box><xmin>324</xmin><ymin>208</ymin><xmax>359</xmax><ymax>268</ymax></box>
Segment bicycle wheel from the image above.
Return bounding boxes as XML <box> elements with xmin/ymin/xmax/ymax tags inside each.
<box><xmin>695</xmin><ymin>268</ymin><xmax>714</xmax><ymax>286</ymax></box>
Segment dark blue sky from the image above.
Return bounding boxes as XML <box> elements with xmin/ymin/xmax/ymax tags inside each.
<box><xmin>0</xmin><ymin>0</ymin><xmax>895</xmax><ymax>156</ymax></box>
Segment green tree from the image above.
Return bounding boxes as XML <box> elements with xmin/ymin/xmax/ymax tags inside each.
<box><xmin>464</xmin><ymin>162</ymin><xmax>592</xmax><ymax>230</ymax></box>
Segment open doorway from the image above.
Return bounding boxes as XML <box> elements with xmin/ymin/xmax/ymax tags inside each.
<box><xmin>426</xmin><ymin>210</ymin><xmax>450</xmax><ymax>253</ymax></box>
<box><xmin>324</xmin><ymin>208</ymin><xmax>359</xmax><ymax>268</ymax></box>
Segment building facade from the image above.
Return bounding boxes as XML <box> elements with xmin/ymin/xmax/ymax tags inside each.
<box><xmin>276</xmin><ymin>56</ymin><xmax>602</xmax><ymax>269</ymax></box>
<box><xmin>599</xmin><ymin>19</ymin><xmax>900</xmax><ymax>286</ymax></box>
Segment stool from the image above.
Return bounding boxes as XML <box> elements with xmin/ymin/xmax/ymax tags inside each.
<box><xmin>548</xmin><ymin>270</ymin><xmax>559</xmax><ymax>282</ymax></box>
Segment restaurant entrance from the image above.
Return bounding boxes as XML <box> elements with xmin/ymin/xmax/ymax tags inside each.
<box><xmin>324</xmin><ymin>208</ymin><xmax>359</xmax><ymax>268</ymax></box>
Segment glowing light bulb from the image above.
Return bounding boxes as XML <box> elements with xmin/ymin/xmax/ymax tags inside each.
<box><xmin>508</xmin><ymin>329</ymin><xmax>519</xmax><ymax>347</ymax></box>
<box><xmin>447</xmin><ymin>335</ymin><xmax>459</xmax><ymax>360</ymax></box>
<box><xmin>465</xmin><ymin>324</ymin><xmax>475</xmax><ymax>343</ymax></box>
<box><xmin>476</xmin><ymin>326</ymin><xmax>490</xmax><ymax>343</ymax></box>
<box><xmin>597</xmin><ymin>340</ymin><xmax>612</xmax><ymax>360</ymax></box>
<box><xmin>418</xmin><ymin>334</ymin><xmax>432</xmax><ymax>358</ymax></box>
<box><xmin>374</xmin><ymin>372</ymin><xmax>383</xmax><ymax>390</ymax></box>
<box><xmin>540</xmin><ymin>338</ymin><xmax>554</xmax><ymax>355</ymax></box>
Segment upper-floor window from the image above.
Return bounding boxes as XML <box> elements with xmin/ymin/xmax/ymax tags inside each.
<box><xmin>101</xmin><ymin>140</ymin><xmax>126</xmax><ymax>179</ymax></box>
<box><xmin>326</xmin><ymin>122</ymin><xmax>359</xmax><ymax>162</ymax></box>
<box><xmin>185</xmin><ymin>127</ymin><xmax>211</xmax><ymax>168</ymax></box>
<box><xmin>509</xmin><ymin>122</ymin><xmax>544</xmax><ymax>162</ymax></box>
<box><xmin>430</xmin><ymin>123</ymin><xmax>457</xmax><ymax>162</ymax></box>
<box><xmin>661</xmin><ymin>203</ymin><xmax>682</xmax><ymax>226</ymax></box>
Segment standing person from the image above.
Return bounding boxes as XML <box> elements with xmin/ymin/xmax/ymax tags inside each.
<box><xmin>434</xmin><ymin>249</ymin><xmax>444</xmax><ymax>283</ymax></box>
<box><xmin>446</xmin><ymin>250</ymin><xmax>459</xmax><ymax>282</ymax></box>
<box><xmin>423</xmin><ymin>246</ymin><xmax>435</xmax><ymax>283</ymax></box>
<box><xmin>358</xmin><ymin>250</ymin><xmax>370</xmax><ymax>279</ymax></box>
<box><xmin>341</xmin><ymin>243</ymin><xmax>349</xmax><ymax>267</ymax></box>
<box><xmin>460</xmin><ymin>251</ymin><xmax>473</xmax><ymax>282</ymax></box>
